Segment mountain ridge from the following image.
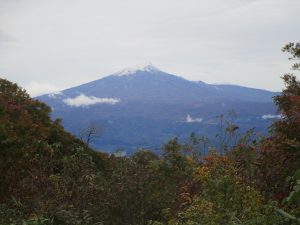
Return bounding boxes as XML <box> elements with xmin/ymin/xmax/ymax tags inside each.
<box><xmin>37</xmin><ymin>64</ymin><xmax>279</xmax><ymax>154</ymax></box>
<box><xmin>41</xmin><ymin>64</ymin><xmax>276</xmax><ymax>103</ymax></box>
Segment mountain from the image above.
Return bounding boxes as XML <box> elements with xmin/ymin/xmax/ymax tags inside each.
<box><xmin>37</xmin><ymin>64</ymin><xmax>279</xmax><ymax>154</ymax></box>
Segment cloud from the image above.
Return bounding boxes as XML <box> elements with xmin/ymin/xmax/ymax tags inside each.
<box><xmin>63</xmin><ymin>94</ymin><xmax>120</xmax><ymax>107</ymax></box>
<box><xmin>186</xmin><ymin>114</ymin><xmax>203</xmax><ymax>123</ymax></box>
<box><xmin>1</xmin><ymin>0</ymin><xmax>299</xmax><ymax>91</ymax></box>
<box><xmin>24</xmin><ymin>81</ymin><xmax>63</xmax><ymax>97</ymax></box>
<box><xmin>0</xmin><ymin>30</ymin><xmax>15</xmax><ymax>43</ymax></box>
<box><xmin>261</xmin><ymin>114</ymin><xmax>282</xmax><ymax>120</ymax></box>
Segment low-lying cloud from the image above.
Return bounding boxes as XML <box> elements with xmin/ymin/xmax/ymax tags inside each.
<box><xmin>186</xmin><ymin>114</ymin><xmax>203</xmax><ymax>123</ymax></box>
<box><xmin>63</xmin><ymin>94</ymin><xmax>120</xmax><ymax>107</ymax></box>
<box><xmin>261</xmin><ymin>114</ymin><xmax>282</xmax><ymax>120</ymax></box>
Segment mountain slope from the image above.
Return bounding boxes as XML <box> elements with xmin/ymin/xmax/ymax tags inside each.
<box><xmin>37</xmin><ymin>64</ymin><xmax>278</xmax><ymax>154</ymax></box>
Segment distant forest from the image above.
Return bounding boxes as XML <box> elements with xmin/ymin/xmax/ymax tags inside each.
<box><xmin>0</xmin><ymin>43</ymin><xmax>299</xmax><ymax>224</ymax></box>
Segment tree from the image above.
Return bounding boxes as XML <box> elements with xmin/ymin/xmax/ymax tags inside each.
<box><xmin>273</xmin><ymin>43</ymin><xmax>300</xmax><ymax>148</ymax></box>
<box><xmin>78</xmin><ymin>121</ymin><xmax>102</xmax><ymax>148</ymax></box>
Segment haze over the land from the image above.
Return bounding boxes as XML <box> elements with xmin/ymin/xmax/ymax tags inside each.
<box><xmin>0</xmin><ymin>0</ymin><xmax>300</xmax><ymax>96</ymax></box>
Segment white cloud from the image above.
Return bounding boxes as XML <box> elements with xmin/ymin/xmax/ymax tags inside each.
<box><xmin>261</xmin><ymin>114</ymin><xmax>282</xmax><ymax>120</ymax></box>
<box><xmin>24</xmin><ymin>81</ymin><xmax>62</xmax><ymax>97</ymax></box>
<box><xmin>186</xmin><ymin>114</ymin><xmax>203</xmax><ymax>123</ymax></box>
<box><xmin>63</xmin><ymin>94</ymin><xmax>120</xmax><ymax>107</ymax></box>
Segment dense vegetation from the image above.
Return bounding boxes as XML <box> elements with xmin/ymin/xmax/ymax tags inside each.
<box><xmin>0</xmin><ymin>43</ymin><xmax>299</xmax><ymax>225</ymax></box>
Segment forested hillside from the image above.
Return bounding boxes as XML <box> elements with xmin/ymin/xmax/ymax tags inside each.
<box><xmin>0</xmin><ymin>43</ymin><xmax>299</xmax><ymax>225</ymax></box>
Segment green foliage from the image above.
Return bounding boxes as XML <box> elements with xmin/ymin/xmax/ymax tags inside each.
<box><xmin>164</xmin><ymin>154</ymin><xmax>281</xmax><ymax>225</ymax></box>
<box><xmin>275</xmin><ymin>169</ymin><xmax>300</xmax><ymax>225</ymax></box>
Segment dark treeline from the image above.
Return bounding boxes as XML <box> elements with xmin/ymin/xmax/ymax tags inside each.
<box><xmin>0</xmin><ymin>43</ymin><xmax>300</xmax><ymax>225</ymax></box>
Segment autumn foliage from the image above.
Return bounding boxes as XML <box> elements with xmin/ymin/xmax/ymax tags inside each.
<box><xmin>1</xmin><ymin>43</ymin><xmax>300</xmax><ymax>224</ymax></box>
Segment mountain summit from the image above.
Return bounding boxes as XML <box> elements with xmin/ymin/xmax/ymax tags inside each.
<box><xmin>38</xmin><ymin>65</ymin><xmax>279</xmax><ymax>154</ymax></box>
<box><xmin>113</xmin><ymin>63</ymin><xmax>162</xmax><ymax>76</ymax></box>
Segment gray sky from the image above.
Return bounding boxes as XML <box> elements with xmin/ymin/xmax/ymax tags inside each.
<box><xmin>0</xmin><ymin>0</ymin><xmax>299</xmax><ymax>96</ymax></box>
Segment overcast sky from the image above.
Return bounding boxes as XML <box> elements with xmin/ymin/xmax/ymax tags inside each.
<box><xmin>0</xmin><ymin>0</ymin><xmax>299</xmax><ymax>96</ymax></box>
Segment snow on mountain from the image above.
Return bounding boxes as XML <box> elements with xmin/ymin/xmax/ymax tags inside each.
<box><xmin>113</xmin><ymin>63</ymin><xmax>161</xmax><ymax>76</ymax></box>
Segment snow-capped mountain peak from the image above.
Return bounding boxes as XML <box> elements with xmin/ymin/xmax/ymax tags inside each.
<box><xmin>37</xmin><ymin>65</ymin><xmax>277</xmax><ymax>154</ymax></box>
<box><xmin>113</xmin><ymin>63</ymin><xmax>161</xmax><ymax>76</ymax></box>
